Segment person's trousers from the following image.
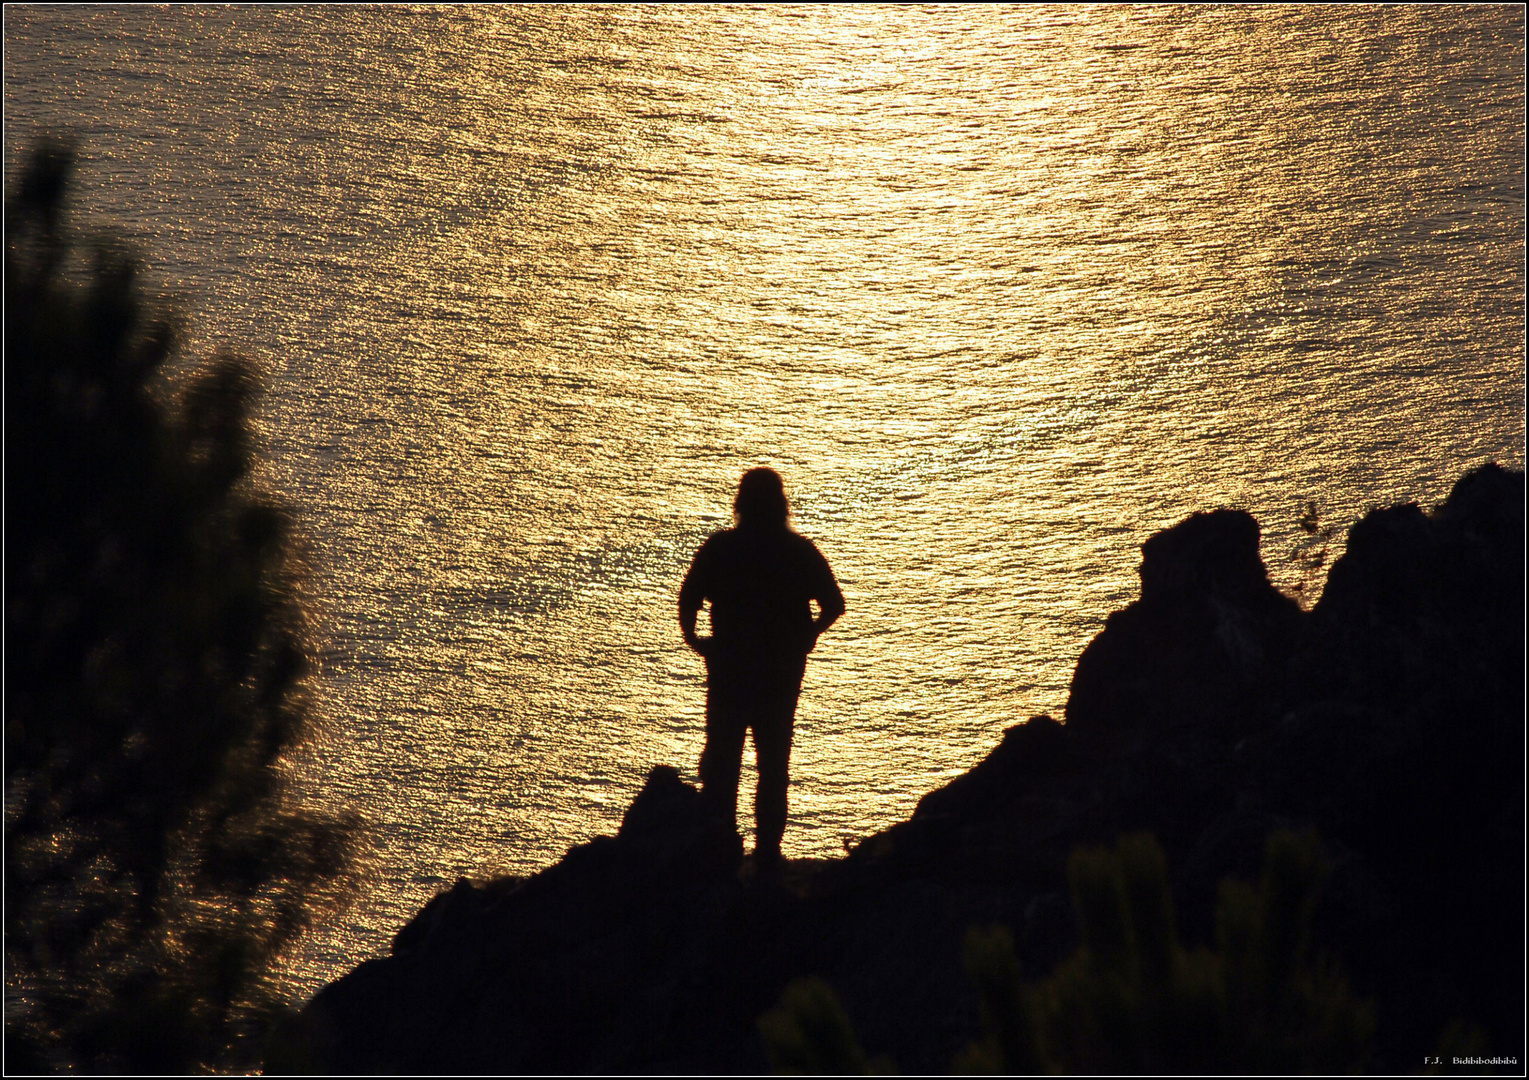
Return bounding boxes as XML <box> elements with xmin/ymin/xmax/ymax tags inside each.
<box><xmin>700</xmin><ymin>650</ymin><xmax>806</xmax><ymax>856</ymax></box>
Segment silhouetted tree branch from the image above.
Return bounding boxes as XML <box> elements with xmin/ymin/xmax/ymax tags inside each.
<box><xmin>5</xmin><ymin>140</ymin><xmax>361</xmax><ymax>1074</ymax></box>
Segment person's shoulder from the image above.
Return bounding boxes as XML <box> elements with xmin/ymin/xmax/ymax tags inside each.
<box><xmin>785</xmin><ymin>528</ymin><xmax>831</xmax><ymax>562</ymax></box>
<box><xmin>682</xmin><ymin>528</ymin><xmax>734</xmax><ymax>592</ymax></box>
<box><xmin>693</xmin><ymin>527</ymin><xmax>739</xmax><ymax>560</ymax></box>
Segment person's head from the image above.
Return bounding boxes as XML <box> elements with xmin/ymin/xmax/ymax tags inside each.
<box><xmin>733</xmin><ymin>467</ymin><xmax>789</xmax><ymax>529</ymax></box>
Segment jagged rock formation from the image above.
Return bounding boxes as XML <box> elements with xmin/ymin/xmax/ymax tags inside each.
<box><xmin>275</xmin><ymin>463</ymin><xmax>1524</xmax><ymax>1075</ymax></box>
<box><xmin>276</xmin><ymin>768</ymin><xmax>752</xmax><ymax>1073</ymax></box>
<box><xmin>1066</xmin><ymin>508</ymin><xmax>1303</xmax><ymax>739</ymax></box>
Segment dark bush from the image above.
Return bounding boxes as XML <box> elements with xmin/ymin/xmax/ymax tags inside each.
<box><xmin>759</xmin><ymin>831</ymin><xmax>1375</xmax><ymax>1075</ymax></box>
<box><xmin>956</xmin><ymin>831</ymin><xmax>1374</xmax><ymax>1074</ymax></box>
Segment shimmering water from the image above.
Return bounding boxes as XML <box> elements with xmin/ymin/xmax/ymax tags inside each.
<box><xmin>6</xmin><ymin>5</ymin><xmax>1523</xmax><ymax>1000</ymax></box>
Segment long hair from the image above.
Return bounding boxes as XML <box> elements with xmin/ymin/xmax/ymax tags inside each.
<box><xmin>733</xmin><ymin>467</ymin><xmax>789</xmax><ymax>529</ymax></box>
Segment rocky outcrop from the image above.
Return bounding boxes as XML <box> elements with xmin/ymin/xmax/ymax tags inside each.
<box><xmin>1065</xmin><ymin>508</ymin><xmax>1303</xmax><ymax>739</ymax></box>
<box><xmin>279</xmin><ymin>766</ymin><xmax>752</xmax><ymax>1074</ymax></box>
<box><xmin>276</xmin><ymin>463</ymin><xmax>1524</xmax><ymax>1075</ymax></box>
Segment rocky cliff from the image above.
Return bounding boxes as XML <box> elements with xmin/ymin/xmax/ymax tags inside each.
<box><xmin>274</xmin><ymin>463</ymin><xmax>1524</xmax><ymax>1074</ymax></box>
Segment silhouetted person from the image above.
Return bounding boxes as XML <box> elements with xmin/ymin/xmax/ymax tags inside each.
<box><xmin>679</xmin><ymin>468</ymin><xmax>844</xmax><ymax>875</ymax></box>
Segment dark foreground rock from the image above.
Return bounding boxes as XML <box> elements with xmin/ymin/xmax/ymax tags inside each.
<box><xmin>276</xmin><ymin>463</ymin><xmax>1524</xmax><ymax>1075</ymax></box>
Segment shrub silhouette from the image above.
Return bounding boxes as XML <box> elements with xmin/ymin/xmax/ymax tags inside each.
<box><xmin>5</xmin><ymin>141</ymin><xmax>360</xmax><ymax>1073</ymax></box>
<box><xmin>956</xmin><ymin>831</ymin><xmax>1374</xmax><ymax>1074</ymax></box>
<box><xmin>759</xmin><ymin>976</ymin><xmax>877</xmax><ymax>1075</ymax></box>
<box><xmin>758</xmin><ymin>831</ymin><xmax>1374</xmax><ymax>1074</ymax></box>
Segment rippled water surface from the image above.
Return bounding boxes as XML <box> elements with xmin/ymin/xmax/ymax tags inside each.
<box><xmin>6</xmin><ymin>5</ymin><xmax>1523</xmax><ymax>998</ymax></box>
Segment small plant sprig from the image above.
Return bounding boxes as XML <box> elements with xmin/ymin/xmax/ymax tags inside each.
<box><xmin>1288</xmin><ymin>499</ymin><xmax>1339</xmax><ymax>607</ymax></box>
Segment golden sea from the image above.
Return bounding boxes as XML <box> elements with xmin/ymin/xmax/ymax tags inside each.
<box><xmin>5</xmin><ymin>4</ymin><xmax>1522</xmax><ymax>998</ymax></box>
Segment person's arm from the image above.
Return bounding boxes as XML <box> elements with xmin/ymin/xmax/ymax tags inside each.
<box><xmin>814</xmin><ymin>589</ymin><xmax>845</xmax><ymax>636</ymax></box>
<box><xmin>678</xmin><ymin>543</ymin><xmax>712</xmax><ymax>657</ymax></box>
<box><xmin>678</xmin><ymin>597</ymin><xmax>710</xmax><ymax>656</ymax></box>
<box><xmin>807</xmin><ymin>548</ymin><xmax>845</xmax><ymax>651</ymax></box>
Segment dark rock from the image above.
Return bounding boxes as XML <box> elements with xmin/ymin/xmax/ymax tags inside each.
<box><xmin>391</xmin><ymin>875</ymin><xmax>517</xmax><ymax>956</ymax></box>
<box><xmin>1138</xmin><ymin>508</ymin><xmax>1268</xmax><ymax>606</ymax></box>
<box><xmin>279</xmin><ymin>465</ymin><xmax>1525</xmax><ymax>1077</ymax></box>
<box><xmin>1310</xmin><ymin>462</ymin><xmax>1524</xmax><ymax>718</ymax></box>
<box><xmin>616</xmin><ymin>763</ymin><xmax>745</xmax><ymax>883</ymax></box>
<box><xmin>1066</xmin><ymin>508</ymin><xmax>1302</xmax><ymax>737</ymax></box>
<box><xmin>913</xmin><ymin>714</ymin><xmax>1073</xmax><ymax>822</ymax></box>
<box><xmin>1291</xmin><ymin>462</ymin><xmax>1525</xmax><ymax>1063</ymax></box>
<box><xmin>291</xmin><ymin>765</ymin><xmax>748</xmax><ymax>1073</ymax></box>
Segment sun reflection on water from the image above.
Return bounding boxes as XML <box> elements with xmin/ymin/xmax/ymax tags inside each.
<box><xmin>4</xmin><ymin>3</ymin><xmax>1521</xmax><ymax>1000</ymax></box>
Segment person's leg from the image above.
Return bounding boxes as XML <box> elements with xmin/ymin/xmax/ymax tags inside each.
<box><xmin>700</xmin><ymin>662</ymin><xmax>748</xmax><ymax>831</ymax></box>
<box><xmin>751</xmin><ymin>656</ymin><xmax>806</xmax><ymax>866</ymax></box>
<box><xmin>751</xmin><ymin>715</ymin><xmax>792</xmax><ymax>865</ymax></box>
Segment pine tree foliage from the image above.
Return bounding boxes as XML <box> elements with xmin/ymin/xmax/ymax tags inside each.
<box><xmin>5</xmin><ymin>140</ymin><xmax>360</xmax><ymax>1074</ymax></box>
<box><xmin>758</xmin><ymin>831</ymin><xmax>1375</xmax><ymax>1075</ymax></box>
<box><xmin>759</xmin><ymin>976</ymin><xmax>876</xmax><ymax>1075</ymax></box>
<box><xmin>957</xmin><ymin>831</ymin><xmax>1375</xmax><ymax>1074</ymax></box>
